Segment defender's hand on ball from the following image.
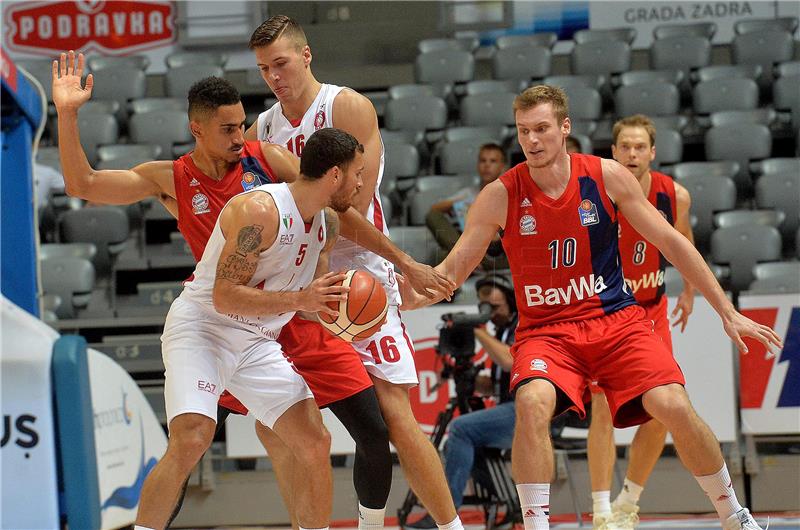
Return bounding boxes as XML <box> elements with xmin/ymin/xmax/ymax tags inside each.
<box><xmin>724</xmin><ymin>310</ymin><xmax>783</xmax><ymax>359</ymax></box>
<box><xmin>52</xmin><ymin>51</ymin><xmax>93</xmax><ymax>112</ymax></box>
<box><xmin>300</xmin><ymin>271</ymin><xmax>350</xmax><ymax>318</ymax></box>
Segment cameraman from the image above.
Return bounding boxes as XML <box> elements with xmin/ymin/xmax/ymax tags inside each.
<box><xmin>410</xmin><ymin>275</ymin><xmax>518</xmax><ymax>529</ymax></box>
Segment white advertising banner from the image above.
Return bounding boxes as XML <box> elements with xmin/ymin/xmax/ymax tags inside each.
<box><xmin>88</xmin><ymin>348</ymin><xmax>168</xmax><ymax>530</ymax></box>
<box><xmin>589</xmin><ymin>1</ymin><xmax>795</xmax><ymax>49</ymax></box>
<box><xmin>738</xmin><ymin>293</ymin><xmax>800</xmax><ymax>435</ymax></box>
<box><xmin>0</xmin><ymin>296</ymin><xmax>60</xmax><ymax>530</ymax></box>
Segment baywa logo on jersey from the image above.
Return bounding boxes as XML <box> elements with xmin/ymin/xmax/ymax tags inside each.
<box><xmin>192</xmin><ymin>192</ymin><xmax>210</xmax><ymax>215</ymax></box>
<box><xmin>530</xmin><ymin>359</ymin><xmax>548</xmax><ymax>373</ymax></box>
<box><xmin>282</xmin><ymin>213</ymin><xmax>294</xmax><ymax>230</ymax></box>
<box><xmin>314</xmin><ymin>110</ymin><xmax>326</xmax><ymax>130</ymax></box>
<box><xmin>578</xmin><ymin>199</ymin><xmax>599</xmax><ymax>226</ymax></box>
<box><xmin>519</xmin><ymin>214</ymin><xmax>537</xmax><ymax>236</ymax></box>
<box><xmin>241</xmin><ymin>171</ymin><xmax>257</xmax><ymax>191</ymax></box>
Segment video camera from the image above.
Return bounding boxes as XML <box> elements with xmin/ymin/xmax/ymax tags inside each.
<box><xmin>437</xmin><ymin>301</ymin><xmax>493</xmax><ymax>359</ymax></box>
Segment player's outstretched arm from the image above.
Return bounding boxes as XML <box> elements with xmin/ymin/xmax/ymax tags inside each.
<box><xmin>212</xmin><ymin>195</ymin><xmax>348</xmax><ymax>317</ymax></box>
<box><xmin>671</xmin><ymin>182</ymin><xmax>696</xmax><ymax>332</ymax></box>
<box><xmin>53</xmin><ymin>51</ymin><xmax>173</xmax><ymax>204</ymax></box>
<box><xmin>332</xmin><ymin>90</ymin><xmax>383</xmax><ymax>216</ymax></box>
<box><xmin>603</xmin><ymin>158</ymin><xmax>783</xmax><ymax>355</ymax></box>
<box><xmin>260</xmin><ymin>143</ymin><xmax>299</xmax><ymax>183</ymax></box>
<box><xmin>401</xmin><ymin>181</ymin><xmax>507</xmax><ymax>310</ymax></box>
<box><xmin>337</xmin><ymin>207</ymin><xmax>455</xmax><ymax>299</ymax></box>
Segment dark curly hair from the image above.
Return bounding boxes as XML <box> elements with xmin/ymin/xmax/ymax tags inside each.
<box><xmin>187</xmin><ymin>76</ymin><xmax>240</xmax><ymax>120</ymax></box>
<box><xmin>300</xmin><ymin>128</ymin><xmax>364</xmax><ymax>180</ymax></box>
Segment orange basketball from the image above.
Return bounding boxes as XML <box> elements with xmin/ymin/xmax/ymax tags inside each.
<box><xmin>318</xmin><ymin>270</ymin><xmax>388</xmax><ymax>342</ymax></box>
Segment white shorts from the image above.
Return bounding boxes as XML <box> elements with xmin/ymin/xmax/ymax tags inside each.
<box><xmin>352</xmin><ymin>305</ymin><xmax>419</xmax><ymax>385</ymax></box>
<box><xmin>161</xmin><ymin>297</ymin><xmax>313</xmax><ymax>428</ymax></box>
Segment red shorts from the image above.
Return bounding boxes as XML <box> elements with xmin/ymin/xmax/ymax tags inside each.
<box><xmin>218</xmin><ymin>315</ymin><xmax>374</xmax><ymax>415</ymax></box>
<box><xmin>510</xmin><ymin>304</ymin><xmax>685</xmax><ymax>428</ymax></box>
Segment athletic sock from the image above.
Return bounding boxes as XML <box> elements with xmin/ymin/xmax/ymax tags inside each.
<box><xmin>517</xmin><ymin>483</ymin><xmax>550</xmax><ymax>530</ymax></box>
<box><xmin>694</xmin><ymin>463</ymin><xmax>744</xmax><ymax>521</ymax></box>
<box><xmin>133</xmin><ymin>526</ymin><xmax>156</xmax><ymax>530</ymax></box>
<box><xmin>436</xmin><ymin>515</ymin><xmax>464</xmax><ymax>530</ymax></box>
<box><xmin>592</xmin><ymin>490</ymin><xmax>612</xmax><ymax>516</ymax></box>
<box><xmin>299</xmin><ymin>526</ymin><xmax>329</xmax><ymax>530</ymax></box>
<box><xmin>358</xmin><ymin>503</ymin><xmax>385</xmax><ymax>530</ymax></box>
<box><xmin>616</xmin><ymin>478</ymin><xmax>644</xmax><ymax>506</ymax></box>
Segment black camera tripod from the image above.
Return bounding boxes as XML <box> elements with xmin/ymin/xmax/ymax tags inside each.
<box><xmin>397</xmin><ymin>355</ymin><xmax>520</xmax><ymax>530</ymax></box>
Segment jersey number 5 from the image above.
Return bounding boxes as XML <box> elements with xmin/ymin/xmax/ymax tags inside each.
<box><xmin>295</xmin><ymin>243</ymin><xmax>308</xmax><ymax>266</ymax></box>
<box><xmin>287</xmin><ymin>135</ymin><xmax>305</xmax><ymax>157</ymax></box>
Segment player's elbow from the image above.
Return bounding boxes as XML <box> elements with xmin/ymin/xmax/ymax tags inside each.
<box><xmin>212</xmin><ymin>284</ymin><xmax>233</xmax><ymax>315</ymax></box>
<box><xmin>63</xmin><ymin>171</ymin><xmax>92</xmax><ymax>199</ymax></box>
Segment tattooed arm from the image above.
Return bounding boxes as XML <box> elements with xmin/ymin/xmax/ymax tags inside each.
<box><xmin>212</xmin><ymin>195</ymin><xmax>349</xmax><ymax>318</ymax></box>
<box><xmin>313</xmin><ymin>207</ymin><xmax>340</xmax><ymax>279</ymax></box>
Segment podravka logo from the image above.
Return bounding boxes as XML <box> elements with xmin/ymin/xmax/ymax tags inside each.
<box><xmin>5</xmin><ymin>1</ymin><xmax>175</xmax><ymax>56</ymax></box>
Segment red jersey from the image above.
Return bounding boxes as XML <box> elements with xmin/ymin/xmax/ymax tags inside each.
<box><xmin>500</xmin><ymin>154</ymin><xmax>635</xmax><ymax>334</ymax></box>
<box><xmin>618</xmin><ymin>170</ymin><xmax>677</xmax><ymax>306</ymax></box>
<box><xmin>173</xmin><ymin>141</ymin><xmax>277</xmax><ymax>260</ymax></box>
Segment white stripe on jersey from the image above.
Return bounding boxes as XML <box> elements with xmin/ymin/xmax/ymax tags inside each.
<box><xmin>256</xmin><ymin>84</ymin><xmax>400</xmax><ymax>305</ymax></box>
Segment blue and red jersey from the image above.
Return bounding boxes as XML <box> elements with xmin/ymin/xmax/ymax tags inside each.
<box><xmin>618</xmin><ymin>170</ymin><xmax>677</xmax><ymax>306</ymax></box>
<box><xmin>173</xmin><ymin>140</ymin><xmax>276</xmax><ymax>261</ymax></box>
<box><xmin>500</xmin><ymin>153</ymin><xmax>635</xmax><ymax>334</ymax></box>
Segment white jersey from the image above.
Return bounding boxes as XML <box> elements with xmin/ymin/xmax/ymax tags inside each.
<box><xmin>256</xmin><ymin>83</ymin><xmax>400</xmax><ymax>305</ymax></box>
<box><xmin>180</xmin><ymin>182</ymin><xmax>326</xmax><ymax>339</ymax></box>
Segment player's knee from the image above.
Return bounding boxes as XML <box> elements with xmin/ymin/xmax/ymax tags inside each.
<box><xmin>293</xmin><ymin>426</ymin><xmax>331</xmax><ymax>467</ymax></box>
<box><xmin>644</xmin><ymin>384</ymin><xmax>694</xmax><ymax>426</ymax></box>
<box><xmin>167</xmin><ymin>429</ymin><xmax>212</xmax><ymax>471</ymax></box>
<box><xmin>515</xmin><ymin>386</ymin><xmax>556</xmax><ymax>430</ymax></box>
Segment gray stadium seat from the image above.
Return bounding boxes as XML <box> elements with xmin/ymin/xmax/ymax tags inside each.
<box><xmin>380</xmin><ymin>128</ymin><xmax>424</xmax><ymax>146</ymax></box>
<box><xmin>97</xmin><ymin>144</ymin><xmax>162</xmax><ymax>162</ymax></box>
<box><xmin>382</xmin><ymin>143</ymin><xmax>420</xmax><ymax>193</ymax></box>
<box><xmin>87</xmin><ymin>55</ymin><xmax>150</xmax><ymax>71</ymax></box>
<box><xmin>680</xmin><ymin>175</ymin><xmax>737</xmax><ymax>249</ymax></box>
<box><xmin>36</xmin><ymin>146</ymin><xmax>61</xmax><ymax>171</ymax></box>
<box><xmin>672</xmin><ymin>161</ymin><xmax>740</xmax><ymax>181</ymax></box>
<box><xmin>569</xmin><ymin>120</ymin><xmax>597</xmax><ymax>139</ymax></box>
<box><xmin>709</xmin><ymin>109</ymin><xmax>776</xmax><ymax>128</ymax></box>
<box><xmin>418</xmin><ymin>37</ymin><xmax>479</xmax><ymax>54</ymax></box>
<box><xmin>388</xmin><ymin>84</ymin><xmax>440</xmax><ymax>100</ymax></box>
<box><xmin>459</xmin><ymin>93</ymin><xmax>516</xmax><ymax>127</ymax></box>
<box><xmin>440</xmin><ymin>139</ymin><xmax>489</xmax><ymax>175</ymax></box>
<box><xmin>560</xmin><ymin>86</ymin><xmax>602</xmax><ymax>121</ymax></box>
<box><xmin>385</xmin><ymin>96</ymin><xmax>448</xmax><ymax>133</ymax></box>
<box><xmin>17</xmin><ymin>59</ymin><xmax>55</xmax><ymax>100</ymax></box>
<box><xmin>773</xmin><ymin>75</ymin><xmax>800</xmax><ymax>124</ymax></box>
<box><xmin>748</xmin><ymin>275</ymin><xmax>800</xmax><ymax>294</ymax></box>
<box><xmin>443</xmin><ymin>126</ymin><xmax>505</xmax><ymax>144</ymax></box>
<box><xmin>544</xmin><ymin>74</ymin><xmax>605</xmax><ymax>91</ymax></box>
<box><xmin>415</xmin><ymin>49</ymin><xmax>475</xmax><ymax>86</ymax></box>
<box><xmin>40</xmin><ymin>256</ymin><xmax>95</xmax><ymax>318</ymax></box>
<box><xmin>496</xmin><ymin>33</ymin><xmax>557</xmax><ymax>50</ymax></box>
<box><xmin>415</xmin><ymin>175</ymin><xmax>475</xmax><ymax>193</ymax></box>
<box><xmin>130</xmin><ymin>97</ymin><xmax>188</xmax><ymax>114</ymax></box>
<box><xmin>408</xmin><ymin>187</ymin><xmax>455</xmax><ymax>226</ymax></box>
<box><xmin>571</xmin><ymin>41</ymin><xmax>631</xmax><ymax>77</ymax></box>
<box><xmin>90</xmin><ymin>67</ymin><xmax>146</xmax><ymax>120</ymax></box>
<box><xmin>711</xmin><ymin>224</ymin><xmax>782</xmax><ymax>292</ymax></box>
<box><xmin>777</xmin><ymin>61</ymin><xmax>800</xmax><ymax>78</ymax></box>
<box><xmin>732</xmin><ymin>30</ymin><xmax>794</xmax><ymax>84</ymax></box>
<box><xmin>96</xmin><ymin>156</ymin><xmax>156</xmax><ymax>171</ymax></box>
<box><xmin>381</xmin><ymin>194</ymin><xmax>393</xmax><ymax>223</ymax></box>
<box><xmin>693</xmin><ymin>78</ymin><xmax>759</xmax><ymax>115</ymax></box>
<box><xmin>465</xmin><ymin>80</ymin><xmax>521</xmax><ymax>96</ymax></box>
<box><xmin>650</xmin><ymin>36</ymin><xmax>711</xmax><ymax>72</ymax></box>
<box><xmin>76</xmin><ymin>112</ymin><xmax>118</xmax><ymax>165</ymax></box>
<box><xmin>40</xmin><ymin>242</ymin><xmax>97</xmax><ymax>261</ymax></box>
<box><xmin>734</xmin><ymin>16</ymin><xmax>798</xmax><ymax>35</ymax></box>
<box><xmin>573</xmin><ymin>28</ymin><xmax>636</xmax><ymax>45</ymax></box>
<box><xmin>653</xmin><ymin>22</ymin><xmax>716</xmax><ymax>40</ymax></box>
<box><xmin>653</xmin><ymin>129</ymin><xmax>683</xmax><ymax>167</ymax></box>
<box><xmin>165</xmin><ymin>51</ymin><xmax>227</xmax><ymax>69</ymax></box>
<box><xmin>129</xmin><ymin>110</ymin><xmax>193</xmax><ymax>159</ymax></box>
<box><xmin>650</xmin><ymin>115</ymin><xmax>689</xmax><ymax>133</ymax></box>
<box><xmin>492</xmin><ymin>45</ymin><xmax>551</xmax><ymax>81</ymax></box>
<box><xmin>59</xmin><ymin>206</ymin><xmax>130</xmax><ymax>276</ymax></box>
<box><xmin>619</xmin><ymin>70</ymin><xmax>683</xmax><ymax>87</ymax></box>
<box><xmin>570</xmin><ymin>133</ymin><xmax>593</xmax><ymax>154</ymax></box>
<box><xmin>614</xmin><ymin>82</ymin><xmax>680</xmax><ymax>117</ymax></box>
<box><xmin>753</xmin><ymin>262</ymin><xmax>800</xmax><ymax>281</ymax></box>
<box><xmin>663</xmin><ymin>267</ymin><xmax>685</xmax><ymax>297</ymax></box>
<box><xmin>695</xmin><ymin>64</ymin><xmax>762</xmax><ymax>84</ymax></box>
<box><xmin>797</xmin><ymin>227</ymin><xmax>800</xmax><ymax>258</ymax></box>
<box><xmin>714</xmin><ymin>210</ymin><xmax>785</xmax><ymax>229</ymax></box>
<box><xmin>165</xmin><ymin>65</ymin><xmax>224</xmax><ymax>98</ymax></box>
<box><xmin>751</xmin><ymin>158</ymin><xmax>800</xmax><ymax>177</ymax></box>
<box><xmin>387</xmin><ymin>226</ymin><xmax>438</xmax><ymax>266</ymax></box>
<box><xmin>79</xmin><ymin>100</ymin><xmax>121</xmax><ymax>116</ymax></box>
<box><xmin>705</xmin><ymin>123</ymin><xmax>771</xmax><ymax>192</ymax></box>
<box><xmin>756</xmin><ymin>172</ymin><xmax>800</xmax><ymax>241</ymax></box>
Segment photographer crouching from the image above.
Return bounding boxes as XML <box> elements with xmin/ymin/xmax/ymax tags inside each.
<box><xmin>409</xmin><ymin>275</ymin><xmax>518</xmax><ymax>529</ymax></box>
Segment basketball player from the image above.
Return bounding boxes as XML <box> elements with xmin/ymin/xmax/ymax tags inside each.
<box><xmin>244</xmin><ymin>16</ymin><xmax>464</xmax><ymax>530</ymax></box>
<box><xmin>402</xmin><ymin>86</ymin><xmax>781</xmax><ymax>530</ymax></box>
<box><xmin>53</xmin><ymin>51</ymin><xmax>454</xmax><ymax>529</ymax></box>
<box><xmin>587</xmin><ymin>115</ymin><xmax>696</xmax><ymax>530</ymax></box>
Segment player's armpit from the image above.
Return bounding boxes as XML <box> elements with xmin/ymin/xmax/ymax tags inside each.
<box><xmin>261</xmin><ymin>143</ymin><xmax>299</xmax><ymax>183</ymax></box>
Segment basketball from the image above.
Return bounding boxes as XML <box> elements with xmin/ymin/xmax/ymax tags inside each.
<box><xmin>318</xmin><ymin>270</ymin><xmax>388</xmax><ymax>342</ymax></box>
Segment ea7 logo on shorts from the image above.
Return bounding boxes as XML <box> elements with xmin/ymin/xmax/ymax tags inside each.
<box><xmin>197</xmin><ymin>380</ymin><xmax>217</xmax><ymax>394</ymax></box>
<box><xmin>530</xmin><ymin>359</ymin><xmax>548</xmax><ymax>373</ymax></box>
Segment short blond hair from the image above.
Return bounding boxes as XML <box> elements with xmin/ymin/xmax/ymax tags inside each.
<box><xmin>612</xmin><ymin>114</ymin><xmax>656</xmax><ymax>147</ymax></box>
<box><xmin>513</xmin><ymin>85</ymin><xmax>569</xmax><ymax>124</ymax></box>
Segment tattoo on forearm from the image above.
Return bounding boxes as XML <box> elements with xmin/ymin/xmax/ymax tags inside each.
<box><xmin>324</xmin><ymin>208</ymin><xmax>338</xmax><ymax>246</ymax></box>
<box><xmin>236</xmin><ymin>224</ymin><xmax>263</xmax><ymax>256</ymax></box>
<box><xmin>216</xmin><ymin>254</ymin><xmax>257</xmax><ymax>283</ymax></box>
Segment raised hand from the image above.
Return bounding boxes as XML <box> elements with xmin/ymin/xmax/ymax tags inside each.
<box><xmin>52</xmin><ymin>50</ymin><xmax>93</xmax><ymax>111</ymax></box>
<box><xmin>723</xmin><ymin>311</ymin><xmax>783</xmax><ymax>359</ymax></box>
<box><xmin>300</xmin><ymin>271</ymin><xmax>349</xmax><ymax>316</ymax></box>
<box><xmin>670</xmin><ymin>289</ymin><xmax>694</xmax><ymax>332</ymax></box>
<box><xmin>400</xmin><ymin>259</ymin><xmax>455</xmax><ymax>301</ymax></box>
